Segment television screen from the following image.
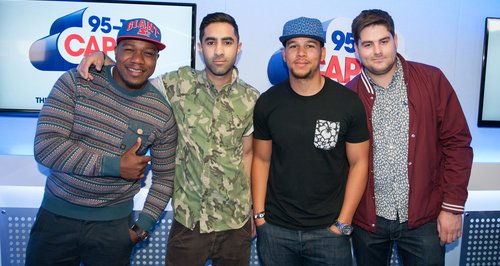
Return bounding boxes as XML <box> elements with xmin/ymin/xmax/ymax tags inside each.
<box><xmin>0</xmin><ymin>0</ymin><xmax>196</xmax><ymax>114</ymax></box>
<box><xmin>478</xmin><ymin>17</ymin><xmax>500</xmax><ymax>127</ymax></box>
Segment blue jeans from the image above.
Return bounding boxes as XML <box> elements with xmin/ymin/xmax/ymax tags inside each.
<box><xmin>25</xmin><ymin>208</ymin><xmax>133</xmax><ymax>266</ymax></box>
<box><xmin>352</xmin><ymin>216</ymin><xmax>444</xmax><ymax>266</ymax></box>
<box><xmin>256</xmin><ymin>222</ymin><xmax>352</xmax><ymax>266</ymax></box>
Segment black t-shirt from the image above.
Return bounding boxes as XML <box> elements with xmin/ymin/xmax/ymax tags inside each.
<box><xmin>253</xmin><ymin>77</ymin><xmax>369</xmax><ymax>230</ymax></box>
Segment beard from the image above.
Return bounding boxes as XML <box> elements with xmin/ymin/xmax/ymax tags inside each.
<box><xmin>289</xmin><ymin>66</ymin><xmax>316</xmax><ymax>80</ymax></box>
<box><xmin>364</xmin><ymin>54</ymin><xmax>397</xmax><ymax>76</ymax></box>
<box><xmin>204</xmin><ymin>55</ymin><xmax>236</xmax><ymax>78</ymax></box>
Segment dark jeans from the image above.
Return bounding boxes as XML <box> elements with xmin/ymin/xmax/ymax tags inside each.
<box><xmin>256</xmin><ymin>222</ymin><xmax>352</xmax><ymax>266</ymax></box>
<box><xmin>25</xmin><ymin>208</ymin><xmax>133</xmax><ymax>266</ymax></box>
<box><xmin>165</xmin><ymin>219</ymin><xmax>252</xmax><ymax>266</ymax></box>
<box><xmin>352</xmin><ymin>216</ymin><xmax>444</xmax><ymax>266</ymax></box>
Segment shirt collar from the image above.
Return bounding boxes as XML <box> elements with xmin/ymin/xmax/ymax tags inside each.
<box><xmin>201</xmin><ymin>66</ymin><xmax>240</xmax><ymax>93</ymax></box>
<box><xmin>365</xmin><ymin>57</ymin><xmax>403</xmax><ymax>91</ymax></box>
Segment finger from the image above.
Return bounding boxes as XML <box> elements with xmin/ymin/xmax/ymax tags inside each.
<box><xmin>140</xmin><ymin>155</ymin><xmax>152</xmax><ymax>163</ymax></box>
<box><xmin>94</xmin><ymin>61</ymin><xmax>102</xmax><ymax>72</ymax></box>
<box><xmin>439</xmin><ymin>231</ymin><xmax>447</xmax><ymax>244</ymax></box>
<box><xmin>129</xmin><ymin>138</ymin><xmax>142</xmax><ymax>153</ymax></box>
<box><xmin>76</xmin><ymin>61</ymin><xmax>84</xmax><ymax>76</ymax></box>
<box><xmin>77</xmin><ymin>62</ymin><xmax>90</xmax><ymax>81</ymax></box>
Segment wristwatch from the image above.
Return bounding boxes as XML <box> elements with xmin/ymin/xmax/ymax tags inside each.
<box><xmin>254</xmin><ymin>211</ymin><xmax>265</xmax><ymax>219</ymax></box>
<box><xmin>130</xmin><ymin>224</ymin><xmax>149</xmax><ymax>241</ymax></box>
<box><xmin>334</xmin><ymin>220</ymin><xmax>353</xmax><ymax>235</ymax></box>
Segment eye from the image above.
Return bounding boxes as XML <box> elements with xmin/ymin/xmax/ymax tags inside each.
<box><xmin>224</xmin><ymin>40</ymin><xmax>234</xmax><ymax>46</ymax></box>
<box><xmin>144</xmin><ymin>51</ymin><xmax>156</xmax><ymax>57</ymax></box>
<box><xmin>206</xmin><ymin>41</ymin><xmax>215</xmax><ymax>46</ymax></box>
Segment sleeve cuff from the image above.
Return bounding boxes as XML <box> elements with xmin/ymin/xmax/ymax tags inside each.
<box><xmin>101</xmin><ymin>156</ymin><xmax>121</xmax><ymax>176</ymax></box>
<box><xmin>442</xmin><ymin>202</ymin><xmax>465</xmax><ymax>214</ymax></box>
<box><xmin>135</xmin><ymin>213</ymin><xmax>156</xmax><ymax>231</ymax></box>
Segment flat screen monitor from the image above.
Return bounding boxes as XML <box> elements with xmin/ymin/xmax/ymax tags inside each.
<box><xmin>0</xmin><ymin>0</ymin><xmax>196</xmax><ymax>115</ymax></box>
<box><xmin>478</xmin><ymin>17</ymin><xmax>500</xmax><ymax>127</ymax></box>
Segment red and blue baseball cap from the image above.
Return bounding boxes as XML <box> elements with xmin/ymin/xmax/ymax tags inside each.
<box><xmin>117</xmin><ymin>18</ymin><xmax>166</xmax><ymax>51</ymax></box>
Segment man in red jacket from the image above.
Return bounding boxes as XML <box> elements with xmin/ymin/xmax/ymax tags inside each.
<box><xmin>346</xmin><ymin>9</ymin><xmax>473</xmax><ymax>266</ymax></box>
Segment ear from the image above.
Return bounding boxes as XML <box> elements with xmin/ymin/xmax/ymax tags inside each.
<box><xmin>281</xmin><ymin>47</ymin><xmax>286</xmax><ymax>62</ymax></box>
<box><xmin>197</xmin><ymin>42</ymin><xmax>202</xmax><ymax>52</ymax></box>
<box><xmin>394</xmin><ymin>33</ymin><xmax>399</xmax><ymax>50</ymax></box>
<box><xmin>321</xmin><ymin>46</ymin><xmax>326</xmax><ymax>61</ymax></box>
<box><xmin>237</xmin><ymin>42</ymin><xmax>242</xmax><ymax>54</ymax></box>
<box><xmin>353</xmin><ymin>41</ymin><xmax>359</xmax><ymax>58</ymax></box>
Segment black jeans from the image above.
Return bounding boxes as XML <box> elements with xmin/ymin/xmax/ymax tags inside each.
<box><xmin>25</xmin><ymin>208</ymin><xmax>133</xmax><ymax>266</ymax></box>
<box><xmin>352</xmin><ymin>216</ymin><xmax>444</xmax><ymax>266</ymax></box>
<box><xmin>166</xmin><ymin>219</ymin><xmax>252</xmax><ymax>266</ymax></box>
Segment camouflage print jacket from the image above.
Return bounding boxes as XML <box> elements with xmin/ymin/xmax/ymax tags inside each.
<box><xmin>158</xmin><ymin>66</ymin><xmax>259</xmax><ymax>233</ymax></box>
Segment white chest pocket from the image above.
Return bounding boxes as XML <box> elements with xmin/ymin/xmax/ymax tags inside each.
<box><xmin>313</xmin><ymin>120</ymin><xmax>339</xmax><ymax>150</ymax></box>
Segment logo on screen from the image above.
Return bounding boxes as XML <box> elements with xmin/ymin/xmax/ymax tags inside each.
<box><xmin>29</xmin><ymin>8</ymin><xmax>125</xmax><ymax>71</ymax></box>
<box><xmin>268</xmin><ymin>17</ymin><xmax>361</xmax><ymax>85</ymax></box>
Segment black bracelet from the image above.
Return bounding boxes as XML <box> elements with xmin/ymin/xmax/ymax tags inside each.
<box><xmin>102</xmin><ymin>51</ymin><xmax>106</xmax><ymax>62</ymax></box>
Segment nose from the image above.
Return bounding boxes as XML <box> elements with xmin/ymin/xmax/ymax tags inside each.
<box><xmin>297</xmin><ymin>45</ymin><xmax>306</xmax><ymax>56</ymax></box>
<box><xmin>215</xmin><ymin>43</ymin><xmax>224</xmax><ymax>56</ymax></box>
<box><xmin>130</xmin><ymin>51</ymin><xmax>145</xmax><ymax>64</ymax></box>
<box><xmin>373</xmin><ymin>44</ymin><xmax>382</xmax><ymax>55</ymax></box>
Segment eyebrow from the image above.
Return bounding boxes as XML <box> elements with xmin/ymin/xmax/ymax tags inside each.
<box><xmin>286</xmin><ymin>40</ymin><xmax>319</xmax><ymax>46</ymax></box>
<box><xmin>203</xmin><ymin>36</ymin><xmax>235</xmax><ymax>42</ymax></box>
<box><xmin>361</xmin><ymin>36</ymin><xmax>391</xmax><ymax>45</ymax></box>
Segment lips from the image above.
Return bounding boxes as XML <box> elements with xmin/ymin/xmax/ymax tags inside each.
<box><xmin>293</xmin><ymin>60</ymin><xmax>309</xmax><ymax>67</ymax></box>
<box><xmin>126</xmin><ymin>66</ymin><xmax>145</xmax><ymax>77</ymax></box>
<box><xmin>212</xmin><ymin>60</ymin><xmax>226</xmax><ymax>65</ymax></box>
<box><xmin>371</xmin><ymin>57</ymin><xmax>385</xmax><ymax>63</ymax></box>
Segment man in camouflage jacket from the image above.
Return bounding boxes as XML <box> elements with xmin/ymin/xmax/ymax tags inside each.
<box><xmin>79</xmin><ymin>12</ymin><xmax>259</xmax><ymax>265</ymax></box>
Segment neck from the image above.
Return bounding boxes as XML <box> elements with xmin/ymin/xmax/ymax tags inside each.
<box><xmin>366</xmin><ymin>58</ymin><xmax>398</xmax><ymax>88</ymax></box>
<box><xmin>367</xmin><ymin>69</ymin><xmax>395</xmax><ymax>88</ymax></box>
<box><xmin>205</xmin><ymin>69</ymin><xmax>233</xmax><ymax>90</ymax></box>
<box><xmin>290</xmin><ymin>74</ymin><xmax>325</xmax><ymax>96</ymax></box>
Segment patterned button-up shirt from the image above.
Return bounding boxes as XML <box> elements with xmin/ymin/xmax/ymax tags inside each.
<box><xmin>369</xmin><ymin>58</ymin><xmax>410</xmax><ymax>222</ymax></box>
<box><xmin>159</xmin><ymin>66</ymin><xmax>259</xmax><ymax>232</ymax></box>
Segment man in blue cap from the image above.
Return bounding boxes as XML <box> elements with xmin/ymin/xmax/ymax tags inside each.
<box><xmin>25</xmin><ymin>18</ymin><xmax>177</xmax><ymax>266</ymax></box>
<box><xmin>251</xmin><ymin>17</ymin><xmax>370</xmax><ymax>265</ymax></box>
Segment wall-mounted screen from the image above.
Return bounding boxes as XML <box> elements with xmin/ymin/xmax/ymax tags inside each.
<box><xmin>0</xmin><ymin>0</ymin><xmax>196</xmax><ymax>115</ymax></box>
<box><xmin>478</xmin><ymin>17</ymin><xmax>500</xmax><ymax>127</ymax></box>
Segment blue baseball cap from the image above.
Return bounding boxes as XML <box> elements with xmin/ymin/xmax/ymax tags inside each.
<box><xmin>279</xmin><ymin>17</ymin><xmax>325</xmax><ymax>45</ymax></box>
<box><xmin>117</xmin><ymin>18</ymin><xmax>166</xmax><ymax>51</ymax></box>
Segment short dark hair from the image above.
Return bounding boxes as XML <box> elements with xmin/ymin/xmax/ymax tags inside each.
<box><xmin>351</xmin><ymin>9</ymin><xmax>395</xmax><ymax>45</ymax></box>
<box><xmin>199</xmin><ymin>12</ymin><xmax>239</xmax><ymax>42</ymax></box>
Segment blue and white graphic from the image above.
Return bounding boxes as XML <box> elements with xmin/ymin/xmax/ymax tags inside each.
<box><xmin>268</xmin><ymin>17</ymin><xmax>405</xmax><ymax>85</ymax></box>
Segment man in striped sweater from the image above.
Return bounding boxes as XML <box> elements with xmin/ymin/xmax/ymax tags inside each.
<box><xmin>25</xmin><ymin>18</ymin><xmax>178</xmax><ymax>266</ymax></box>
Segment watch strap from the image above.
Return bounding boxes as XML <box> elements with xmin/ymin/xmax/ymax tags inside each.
<box><xmin>334</xmin><ymin>220</ymin><xmax>353</xmax><ymax>235</ymax></box>
<box><xmin>131</xmin><ymin>224</ymin><xmax>149</xmax><ymax>241</ymax></box>
<box><xmin>254</xmin><ymin>211</ymin><xmax>265</xmax><ymax>219</ymax></box>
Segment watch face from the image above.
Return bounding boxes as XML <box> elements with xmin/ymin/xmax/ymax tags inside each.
<box><xmin>335</xmin><ymin>221</ymin><xmax>353</xmax><ymax>235</ymax></box>
<box><xmin>342</xmin><ymin>224</ymin><xmax>353</xmax><ymax>235</ymax></box>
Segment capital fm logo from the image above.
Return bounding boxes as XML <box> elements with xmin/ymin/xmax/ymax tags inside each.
<box><xmin>269</xmin><ymin>17</ymin><xmax>363</xmax><ymax>85</ymax></box>
<box><xmin>29</xmin><ymin>8</ymin><xmax>126</xmax><ymax>71</ymax></box>
<box><xmin>268</xmin><ymin>17</ymin><xmax>406</xmax><ymax>85</ymax></box>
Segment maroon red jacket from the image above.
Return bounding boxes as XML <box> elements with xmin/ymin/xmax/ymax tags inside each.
<box><xmin>346</xmin><ymin>54</ymin><xmax>473</xmax><ymax>232</ymax></box>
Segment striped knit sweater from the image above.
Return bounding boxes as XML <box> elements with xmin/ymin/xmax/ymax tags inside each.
<box><xmin>34</xmin><ymin>65</ymin><xmax>177</xmax><ymax>231</ymax></box>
